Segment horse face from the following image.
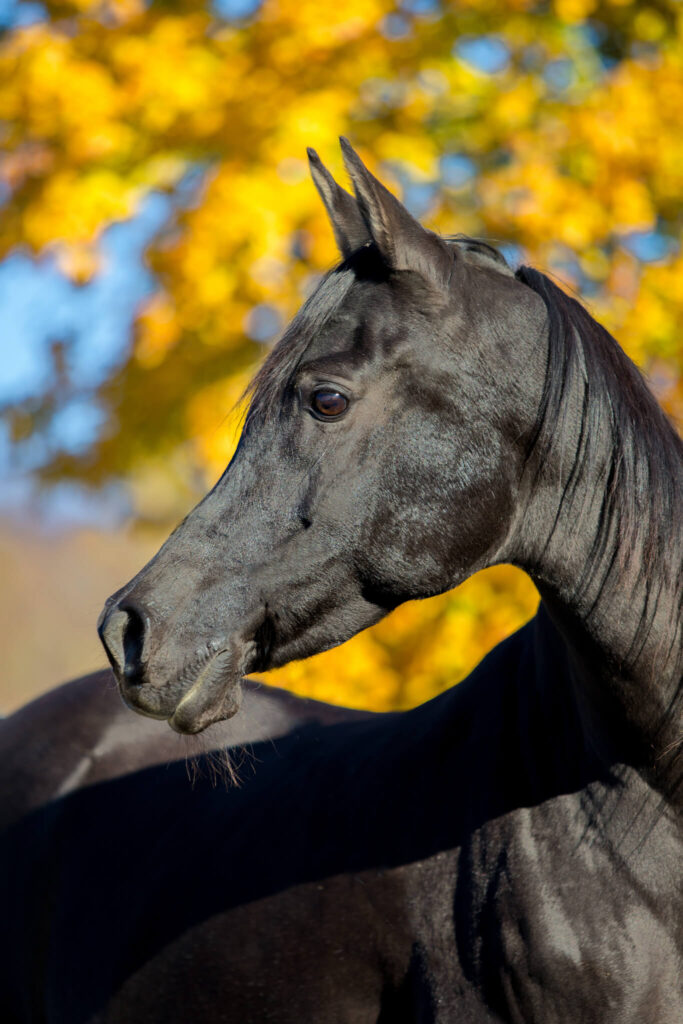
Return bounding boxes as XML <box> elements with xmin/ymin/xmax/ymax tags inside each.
<box><xmin>99</xmin><ymin>142</ymin><xmax>546</xmax><ymax>733</ymax></box>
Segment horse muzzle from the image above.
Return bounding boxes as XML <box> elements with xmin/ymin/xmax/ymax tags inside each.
<box><xmin>98</xmin><ymin>600</ymin><xmax>256</xmax><ymax>733</ymax></box>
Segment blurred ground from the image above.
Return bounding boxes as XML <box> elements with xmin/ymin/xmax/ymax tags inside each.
<box><xmin>0</xmin><ymin>518</ymin><xmax>163</xmax><ymax>713</ymax></box>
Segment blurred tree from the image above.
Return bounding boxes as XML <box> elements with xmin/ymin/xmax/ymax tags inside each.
<box><xmin>1</xmin><ymin>0</ymin><xmax>681</xmax><ymax>707</ymax></box>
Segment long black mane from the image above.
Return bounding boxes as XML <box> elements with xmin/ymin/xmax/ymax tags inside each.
<box><xmin>516</xmin><ymin>266</ymin><xmax>682</xmax><ymax>672</ymax></box>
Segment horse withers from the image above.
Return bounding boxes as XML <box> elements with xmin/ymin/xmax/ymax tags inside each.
<box><xmin>2</xmin><ymin>140</ymin><xmax>681</xmax><ymax>1023</ymax></box>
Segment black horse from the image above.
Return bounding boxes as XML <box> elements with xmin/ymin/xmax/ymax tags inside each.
<box><xmin>1</xmin><ymin>140</ymin><xmax>681</xmax><ymax>1023</ymax></box>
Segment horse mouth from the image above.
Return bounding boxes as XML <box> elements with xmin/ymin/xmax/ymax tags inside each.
<box><xmin>168</xmin><ymin>644</ymin><xmax>255</xmax><ymax>735</ymax></box>
<box><xmin>119</xmin><ymin>642</ymin><xmax>255</xmax><ymax>734</ymax></box>
<box><xmin>114</xmin><ymin>612</ymin><xmax>273</xmax><ymax>734</ymax></box>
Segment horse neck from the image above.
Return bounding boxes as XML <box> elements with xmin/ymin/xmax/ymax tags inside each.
<box><xmin>502</xmin><ymin>294</ymin><xmax>682</xmax><ymax>782</ymax></box>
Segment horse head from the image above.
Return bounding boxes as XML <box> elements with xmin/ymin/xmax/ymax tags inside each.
<box><xmin>98</xmin><ymin>139</ymin><xmax>548</xmax><ymax>734</ymax></box>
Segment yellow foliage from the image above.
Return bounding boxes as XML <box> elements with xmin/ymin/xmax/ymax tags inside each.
<box><xmin>554</xmin><ymin>0</ymin><xmax>598</xmax><ymax>23</ymax></box>
<box><xmin>186</xmin><ymin>373</ymin><xmax>251</xmax><ymax>480</ymax></box>
<box><xmin>23</xmin><ymin>169</ymin><xmax>142</xmax><ymax>249</ymax></box>
<box><xmin>136</xmin><ymin>293</ymin><xmax>181</xmax><ymax>369</ymax></box>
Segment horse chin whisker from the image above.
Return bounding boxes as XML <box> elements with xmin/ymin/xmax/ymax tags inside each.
<box><xmin>177</xmin><ymin>729</ymin><xmax>247</xmax><ymax>790</ymax></box>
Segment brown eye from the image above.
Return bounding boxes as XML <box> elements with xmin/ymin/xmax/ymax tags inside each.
<box><xmin>312</xmin><ymin>390</ymin><xmax>348</xmax><ymax>418</ymax></box>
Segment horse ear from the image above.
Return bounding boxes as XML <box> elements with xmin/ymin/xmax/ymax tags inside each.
<box><xmin>339</xmin><ymin>137</ymin><xmax>453</xmax><ymax>290</ymax></box>
<box><xmin>307</xmin><ymin>148</ymin><xmax>370</xmax><ymax>258</ymax></box>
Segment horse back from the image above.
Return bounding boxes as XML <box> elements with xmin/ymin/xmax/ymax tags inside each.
<box><xmin>0</xmin><ymin>670</ymin><xmax>368</xmax><ymax>832</ymax></box>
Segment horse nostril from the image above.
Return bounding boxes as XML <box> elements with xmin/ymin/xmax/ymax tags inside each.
<box><xmin>98</xmin><ymin>602</ymin><xmax>149</xmax><ymax>682</ymax></box>
<box><xmin>121</xmin><ymin>605</ymin><xmax>146</xmax><ymax>680</ymax></box>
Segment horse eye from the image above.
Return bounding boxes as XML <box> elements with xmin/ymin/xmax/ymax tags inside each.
<box><xmin>312</xmin><ymin>390</ymin><xmax>348</xmax><ymax>417</ymax></box>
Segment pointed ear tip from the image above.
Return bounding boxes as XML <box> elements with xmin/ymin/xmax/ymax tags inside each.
<box><xmin>339</xmin><ymin>137</ymin><xmax>365</xmax><ymax>176</ymax></box>
<box><xmin>306</xmin><ymin>147</ymin><xmax>320</xmax><ymax>162</ymax></box>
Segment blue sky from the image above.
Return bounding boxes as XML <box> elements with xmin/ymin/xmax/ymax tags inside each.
<box><xmin>0</xmin><ymin>193</ymin><xmax>170</xmax><ymax>408</ymax></box>
<box><xmin>0</xmin><ymin>0</ymin><xmax>267</xmax><ymax>528</ymax></box>
<box><xmin>0</xmin><ymin>194</ymin><xmax>170</xmax><ymax>526</ymax></box>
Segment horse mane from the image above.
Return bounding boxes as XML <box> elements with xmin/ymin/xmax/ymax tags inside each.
<box><xmin>515</xmin><ymin>265</ymin><xmax>682</xmax><ymax>671</ymax></box>
<box><xmin>445</xmin><ymin>234</ymin><xmax>513</xmax><ymax>274</ymax></box>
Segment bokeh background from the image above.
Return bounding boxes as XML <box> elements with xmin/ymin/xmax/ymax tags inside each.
<box><xmin>1</xmin><ymin>0</ymin><xmax>681</xmax><ymax>714</ymax></box>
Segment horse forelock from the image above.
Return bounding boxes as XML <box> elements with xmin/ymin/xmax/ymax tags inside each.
<box><xmin>243</xmin><ymin>235</ymin><xmax>514</xmax><ymax>429</ymax></box>
<box><xmin>244</xmin><ymin>262</ymin><xmax>357</xmax><ymax>428</ymax></box>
